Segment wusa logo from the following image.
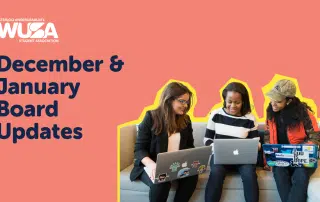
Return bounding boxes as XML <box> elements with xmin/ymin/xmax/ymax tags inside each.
<box><xmin>0</xmin><ymin>18</ymin><xmax>59</xmax><ymax>43</ymax></box>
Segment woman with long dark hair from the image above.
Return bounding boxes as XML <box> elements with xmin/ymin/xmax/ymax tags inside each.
<box><xmin>130</xmin><ymin>82</ymin><xmax>198</xmax><ymax>202</ymax></box>
<box><xmin>265</xmin><ymin>79</ymin><xmax>319</xmax><ymax>202</ymax></box>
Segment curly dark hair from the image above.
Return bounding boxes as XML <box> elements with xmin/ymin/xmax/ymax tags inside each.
<box><xmin>267</xmin><ymin>97</ymin><xmax>313</xmax><ymax>130</ymax></box>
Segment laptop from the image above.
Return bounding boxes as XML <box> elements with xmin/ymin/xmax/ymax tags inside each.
<box><xmin>263</xmin><ymin>144</ymin><xmax>318</xmax><ymax>168</ymax></box>
<box><xmin>214</xmin><ymin>139</ymin><xmax>259</xmax><ymax>164</ymax></box>
<box><xmin>144</xmin><ymin>146</ymin><xmax>212</xmax><ymax>184</ymax></box>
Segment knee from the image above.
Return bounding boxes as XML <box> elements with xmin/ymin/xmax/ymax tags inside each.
<box><xmin>209</xmin><ymin>166</ymin><xmax>226</xmax><ymax>181</ymax></box>
<box><xmin>189</xmin><ymin>174</ymin><xmax>199</xmax><ymax>183</ymax></box>
<box><xmin>210</xmin><ymin>165</ymin><xmax>226</xmax><ymax>174</ymax></box>
<box><xmin>150</xmin><ymin>182</ymin><xmax>171</xmax><ymax>191</ymax></box>
<box><xmin>293</xmin><ymin>169</ymin><xmax>309</xmax><ymax>185</ymax></box>
<box><xmin>242</xmin><ymin>173</ymin><xmax>257</xmax><ymax>183</ymax></box>
<box><xmin>272</xmin><ymin>169</ymin><xmax>279</xmax><ymax>179</ymax></box>
<box><xmin>240</xmin><ymin>166</ymin><xmax>257</xmax><ymax>181</ymax></box>
<box><xmin>273</xmin><ymin>167</ymin><xmax>285</xmax><ymax>178</ymax></box>
<box><xmin>184</xmin><ymin>175</ymin><xmax>198</xmax><ymax>188</ymax></box>
<box><xmin>180</xmin><ymin>174</ymin><xmax>198</xmax><ymax>184</ymax></box>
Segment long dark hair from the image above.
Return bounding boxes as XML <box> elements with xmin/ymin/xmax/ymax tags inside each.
<box><xmin>222</xmin><ymin>82</ymin><xmax>252</xmax><ymax>116</ymax></box>
<box><xmin>267</xmin><ymin>97</ymin><xmax>313</xmax><ymax>130</ymax></box>
<box><xmin>151</xmin><ymin>82</ymin><xmax>192</xmax><ymax>136</ymax></box>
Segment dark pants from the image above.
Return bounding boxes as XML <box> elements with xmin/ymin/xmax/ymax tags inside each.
<box><xmin>273</xmin><ymin>167</ymin><xmax>315</xmax><ymax>202</ymax></box>
<box><xmin>139</xmin><ymin>170</ymin><xmax>198</xmax><ymax>202</ymax></box>
<box><xmin>205</xmin><ymin>155</ymin><xmax>259</xmax><ymax>202</ymax></box>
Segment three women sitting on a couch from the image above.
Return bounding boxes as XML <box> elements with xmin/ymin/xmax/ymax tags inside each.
<box><xmin>130</xmin><ymin>80</ymin><xmax>318</xmax><ymax>202</ymax></box>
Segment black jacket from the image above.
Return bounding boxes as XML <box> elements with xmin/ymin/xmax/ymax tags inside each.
<box><xmin>130</xmin><ymin>110</ymin><xmax>195</xmax><ymax>181</ymax></box>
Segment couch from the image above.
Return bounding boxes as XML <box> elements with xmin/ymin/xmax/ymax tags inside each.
<box><xmin>120</xmin><ymin>122</ymin><xmax>320</xmax><ymax>202</ymax></box>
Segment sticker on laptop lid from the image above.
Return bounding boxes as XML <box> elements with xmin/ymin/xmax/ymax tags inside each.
<box><xmin>157</xmin><ymin>173</ymin><xmax>169</xmax><ymax>183</ymax></box>
<box><xmin>182</xmin><ymin>161</ymin><xmax>188</xmax><ymax>168</ymax></box>
<box><xmin>303</xmin><ymin>145</ymin><xmax>314</xmax><ymax>153</ymax></box>
<box><xmin>281</xmin><ymin>145</ymin><xmax>301</xmax><ymax>149</ymax></box>
<box><xmin>292</xmin><ymin>150</ymin><xmax>309</xmax><ymax>165</ymax></box>
<box><xmin>191</xmin><ymin>161</ymin><xmax>200</xmax><ymax>168</ymax></box>
<box><xmin>198</xmin><ymin>165</ymin><xmax>206</xmax><ymax>174</ymax></box>
<box><xmin>275</xmin><ymin>160</ymin><xmax>290</xmax><ymax>167</ymax></box>
<box><xmin>169</xmin><ymin>162</ymin><xmax>180</xmax><ymax>172</ymax></box>
<box><xmin>177</xmin><ymin>167</ymin><xmax>190</xmax><ymax>178</ymax></box>
<box><xmin>275</xmin><ymin>153</ymin><xmax>294</xmax><ymax>158</ymax></box>
<box><xmin>267</xmin><ymin>161</ymin><xmax>276</xmax><ymax>167</ymax></box>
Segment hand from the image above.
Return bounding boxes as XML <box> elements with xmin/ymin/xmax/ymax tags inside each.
<box><xmin>258</xmin><ymin>142</ymin><xmax>261</xmax><ymax>151</ymax></box>
<box><xmin>141</xmin><ymin>157</ymin><xmax>157</xmax><ymax>180</ymax></box>
<box><xmin>266</xmin><ymin>125</ymin><xmax>270</xmax><ymax>131</ymax></box>
<box><xmin>253</xmin><ymin>137</ymin><xmax>261</xmax><ymax>151</ymax></box>
<box><xmin>263</xmin><ymin>165</ymin><xmax>271</xmax><ymax>171</ymax></box>
<box><xmin>147</xmin><ymin>162</ymin><xmax>157</xmax><ymax>180</ymax></box>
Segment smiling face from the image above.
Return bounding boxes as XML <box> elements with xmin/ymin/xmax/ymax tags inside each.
<box><xmin>172</xmin><ymin>93</ymin><xmax>190</xmax><ymax>115</ymax></box>
<box><xmin>225</xmin><ymin>91</ymin><xmax>242</xmax><ymax>116</ymax></box>
<box><xmin>270</xmin><ymin>98</ymin><xmax>287</xmax><ymax>112</ymax></box>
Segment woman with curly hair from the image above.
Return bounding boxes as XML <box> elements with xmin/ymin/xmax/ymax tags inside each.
<box><xmin>265</xmin><ymin>79</ymin><xmax>319</xmax><ymax>202</ymax></box>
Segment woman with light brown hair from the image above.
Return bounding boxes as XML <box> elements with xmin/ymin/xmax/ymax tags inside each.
<box><xmin>130</xmin><ymin>82</ymin><xmax>198</xmax><ymax>202</ymax></box>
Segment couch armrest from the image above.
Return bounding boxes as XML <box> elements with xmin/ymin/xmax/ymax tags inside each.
<box><xmin>119</xmin><ymin>124</ymin><xmax>137</xmax><ymax>171</ymax></box>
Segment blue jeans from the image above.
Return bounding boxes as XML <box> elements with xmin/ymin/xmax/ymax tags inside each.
<box><xmin>273</xmin><ymin>167</ymin><xmax>315</xmax><ymax>202</ymax></box>
<box><xmin>205</xmin><ymin>155</ymin><xmax>259</xmax><ymax>202</ymax></box>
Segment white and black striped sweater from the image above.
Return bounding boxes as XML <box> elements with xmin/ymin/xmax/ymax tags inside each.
<box><xmin>204</xmin><ymin>108</ymin><xmax>260</xmax><ymax>147</ymax></box>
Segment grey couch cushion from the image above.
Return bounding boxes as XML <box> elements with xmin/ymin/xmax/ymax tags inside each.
<box><xmin>121</xmin><ymin>163</ymin><xmax>320</xmax><ymax>191</ymax></box>
<box><xmin>120</xmin><ymin>164</ymin><xmax>278</xmax><ymax>191</ymax></box>
<box><xmin>192</xmin><ymin>123</ymin><xmax>206</xmax><ymax>147</ymax></box>
<box><xmin>121</xmin><ymin>164</ymin><xmax>149</xmax><ymax>192</ymax></box>
<box><xmin>308</xmin><ymin>178</ymin><xmax>320</xmax><ymax>202</ymax></box>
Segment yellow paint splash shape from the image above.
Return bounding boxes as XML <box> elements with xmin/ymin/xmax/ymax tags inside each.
<box><xmin>117</xmin><ymin>74</ymin><xmax>318</xmax><ymax>201</ymax></box>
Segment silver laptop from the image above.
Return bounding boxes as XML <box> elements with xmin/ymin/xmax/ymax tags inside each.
<box><xmin>214</xmin><ymin>139</ymin><xmax>259</xmax><ymax>164</ymax></box>
<box><xmin>144</xmin><ymin>146</ymin><xmax>212</xmax><ymax>184</ymax></box>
